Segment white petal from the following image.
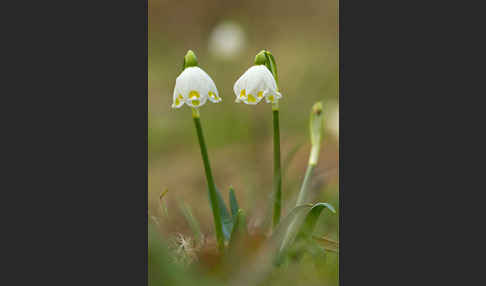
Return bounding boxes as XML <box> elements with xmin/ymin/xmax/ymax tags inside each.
<box><xmin>207</xmin><ymin>78</ymin><xmax>221</xmax><ymax>103</ymax></box>
<box><xmin>263</xmin><ymin>89</ymin><xmax>282</xmax><ymax>104</ymax></box>
<box><xmin>171</xmin><ymin>86</ymin><xmax>185</xmax><ymax>108</ymax></box>
<box><xmin>208</xmin><ymin>92</ymin><xmax>222</xmax><ymax>103</ymax></box>
<box><xmin>233</xmin><ymin>66</ymin><xmax>257</xmax><ymax>104</ymax></box>
<box><xmin>172</xmin><ymin>66</ymin><xmax>220</xmax><ymax>109</ymax></box>
<box><xmin>233</xmin><ymin>65</ymin><xmax>279</xmax><ymax>105</ymax></box>
<box><xmin>261</xmin><ymin>68</ymin><xmax>278</xmax><ymax>90</ymax></box>
<box><xmin>233</xmin><ymin>71</ymin><xmax>247</xmax><ymax>103</ymax></box>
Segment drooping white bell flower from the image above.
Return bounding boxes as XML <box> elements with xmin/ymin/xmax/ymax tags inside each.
<box><xmin>233</xmin><ymin>65</ymin><xmax>282</xmax><ymax>105</ymax></box>
<box><xmin>172</xmin><ymin>66</ymin><xmax>221</xmax><ymax>109</ymax></box>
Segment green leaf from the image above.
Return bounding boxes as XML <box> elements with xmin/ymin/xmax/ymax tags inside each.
<box><xmin>270</xmin><ymin>204</ymin><xmax>314</xmax><ymax>242</ymax></box>
<box><xmin>229</xmin><ymin>209</ymin><xmax>247</xmax><ymax>248</ymax></box>
<box><xmin>276</xmin><ymin>202</ymin><xmax>336</xmax><ymax>265</ymax></box>
<box><xmin>214</xmin><ymin>186</ymin><xmax>233</xmax><ymax>241</ymax></box>
<box><xmin>229</xmin><ymin>186</ymin><xmax>239</xmax><ymax>220</ymax></box>
<box><xmin>297</xmin><ymin>202</ymin><xmax>336</xmax><ymax>240</ymax></box>
<box><xmin>270</xmin><ymin>204</ymin><xmax>314</xmax><ymax>265</ymax></box>
<box><xmin>159</xmin><ymin>189</ymin><xmax>169</xmax><ymax>218</ymax></box>
<box><xmin>178</xmin><ymin>201</ymin><xmax>203</xmax><ymax>243</ymax></box>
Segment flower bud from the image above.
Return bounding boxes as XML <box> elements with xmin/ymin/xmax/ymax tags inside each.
<box><xmin>309</xmin><ymin>102</ymin><xmax>325</xmax><ymax>166</ymax></box>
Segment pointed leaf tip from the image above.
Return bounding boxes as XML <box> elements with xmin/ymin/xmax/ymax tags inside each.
<box><xmin>229</xmin><ymin>187</ymin><xmax>239</xmax><ymax>221</ymax></box>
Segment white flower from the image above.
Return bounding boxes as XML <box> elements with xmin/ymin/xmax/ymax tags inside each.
<box><xmin>172</xmin><ymin>66</ymin><xmax>221</xmax><ymax>109</ymax></box>
<box><xmin>233</xmin><ymin>65</ymin><xmax>282</xmax><ymax>105</ymax></box>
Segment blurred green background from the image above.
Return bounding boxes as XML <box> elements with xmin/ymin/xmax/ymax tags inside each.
<box><xmin>149</xmin><ymin>0</ymin><xmax>339</xmax><ymax>285</ymax></box>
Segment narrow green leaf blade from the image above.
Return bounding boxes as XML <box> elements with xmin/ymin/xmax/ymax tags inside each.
<box><xmin>277</xmin><ymin>202</ymin><xmax>335</xmax><ymax>264</ymax></box>
<box><xmin>229</xmin><ymin>209</ymin><xmax>247</xmax><ymax>248</ymax></box>
<box><xmin>178</xmin><ymin>201</ymin><xmax>203</xmax><ymax>243</ymax></box>
<box><xmin>229</xmin><ymin>186</ymin><xmax>239</xmax><ymax>220</ymax></box>
<box><xmin>271</xmin><ymin>204</ymin><xmax>314</xmax><ymax>265</ymax></box>
<box><xmin>214</xmin><ymin>186</ymin><xmax>233</xmax><ymax>241</ymax></box>
<box><xmin>159</xmin><ymin>189</ymin><xmax>169</xmax><ymax>218</ymax></box>
<box><xmin>270</xmin><ymin>204</ymin><xmax>314</xmax><ymax>242</ymax></box>
<box><xmin>297</xmin><ymin>202</ymin><xmax>336</xmax><ymax>240</ymax></box>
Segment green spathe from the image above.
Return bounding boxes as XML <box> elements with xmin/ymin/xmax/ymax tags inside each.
<box><xmin>254</xmin><ymin>50</ymin><xmax>279</xmax><ymax>86</ymax></box>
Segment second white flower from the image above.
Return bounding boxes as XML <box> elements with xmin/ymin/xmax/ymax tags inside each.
<box><xmin>233</xmin><ymin>65</ymin><xmax>282</xmax><ymax>105</ymax></box>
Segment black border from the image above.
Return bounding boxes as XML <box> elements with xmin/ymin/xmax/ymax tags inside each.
<box><xmin>12</xmin><ymin>0</ymin><xmax>452</xmax><ymax>283</ymax></box>
<box><xmin>16</xmin><ymin>0</ymin><xmax>149</xmax><ymax>284</ymax></box>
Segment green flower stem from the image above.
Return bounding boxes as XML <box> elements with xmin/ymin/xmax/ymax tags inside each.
<box><xmin>192</xmin><ymin>108</ymin><xmax>224</xmax><ymax>251</ymax></box>
<box><xmin>256</xmin><ymin>49</ymin><xmax>282</xmax><ymax>229</ymax></box>
<box><xmin>272</xmin><ymin>104</ymin><xmax>282</xmax><ymax>228</ymax></box>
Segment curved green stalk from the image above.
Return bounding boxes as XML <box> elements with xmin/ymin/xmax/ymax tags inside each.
<box><xmin>278</xmin><ymin>102</ymin><xmax>324</xmax><ymax>256</ymax></box>
<box><xmin>192</xmin><ymin>108</ymin><xmax>224</xmax><ymax>251</ymax></box>
<box><xmin>295</xmin><ymin>164</ymin><xmax>315</xmax><ymax>207</ymax></box>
